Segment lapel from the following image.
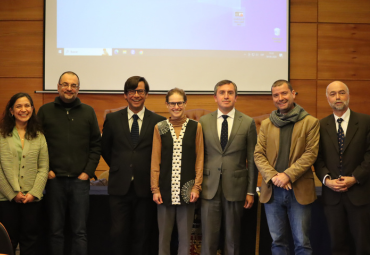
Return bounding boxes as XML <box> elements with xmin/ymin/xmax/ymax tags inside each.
<box><xmin>325</xmin><ymin>114</ymin><xmax>340</xmax><ymax>153</ymax></box>
<box><xmin>270</xmin><ymin>123</ymin><xmax>280</xmax><ymax>158</ymax></box>
<box><xmin>210</xmin><ymin>111</ymin><xmax>223</xmax><ymax>153</ymax></box>
<box><xmin>343</xmin><ymin>110</ymin><xmax>358</xmax><ymax>153</ymax></box>
<box><xmin>138</xmin><ymin>108</ymin><xmax>152</xmax><ymax>147</ymax></box>
<box><xmin>289</xmin><ymin>119</ymin><xmax>302</xmax><ymax>158</ymax></box>
<box><xmin>224</xmin><ymin>110</ymin><xmax>243</xmax><ymax>152</ymax></box>
<box><xmin>119</xmin><ymin>107</ymin><xmax>133</xmax><ymax>147</ymax></box>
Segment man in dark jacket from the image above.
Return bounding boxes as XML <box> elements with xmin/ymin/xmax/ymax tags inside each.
<box><xmin>38</xmin><ymin>71</ymin><xmax>101</xmax><ymax>255</ymax></box>
<box><xmin>101</xmin><ymin>76</ymin><xmax>165</xmax><ymax>255</ymax></box>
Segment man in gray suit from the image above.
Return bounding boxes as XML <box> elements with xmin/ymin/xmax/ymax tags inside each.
<box><xmin>199</xmin><ymin>80</ymin><xmax>257</xmax><ymax>255</ymax></box>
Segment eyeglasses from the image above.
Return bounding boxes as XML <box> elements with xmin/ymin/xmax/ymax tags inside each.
<box><xmin>59</xmin><ymin>83</ymin><xmax>79</xmax><ymax>89</ymax></box>
<box><xmin>167</xmin><ymin>101</ymin><xmax>185</xmax><ymax>108</ymax></box>
<box><xmin>127</xmin><ymin>89</ymin><xmax>146</xmax><ymax>96</ymax></box>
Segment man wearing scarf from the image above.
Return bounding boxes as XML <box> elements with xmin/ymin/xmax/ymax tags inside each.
<box><xmin>254</xmin><ymin>80</ymin><xmax>320</xmax><ymax>255</ymax></box>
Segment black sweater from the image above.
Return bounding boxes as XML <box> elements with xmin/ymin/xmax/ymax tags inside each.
<box><xmin>37</xmin><ymin>97</ymin><xmax>101</xmax><ymax>178</ymax></box>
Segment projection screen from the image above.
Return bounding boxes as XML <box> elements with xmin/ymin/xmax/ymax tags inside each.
<box><xmin>44</xmin><ymin>0</ymin><xmax>289</xmax><ymax>93</ymax></box>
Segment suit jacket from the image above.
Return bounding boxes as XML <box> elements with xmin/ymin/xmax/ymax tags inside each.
<box><xmin>101</xmin><ymin>107</ymin><xmax>165</xmax><ymax>197</ymax></box>
<box><xmin>315</xmin><ymin>110</ymin><xmax>370</xmax><ymax>206</ymax></box>
<box><xmin>254</xmin><ymin>115</ymin><xmax>320</xmax><ymax>205</ymax></box>
<box><xmin>199</xmin><ymin>110</ymin><xmax>257</xmax><ymax>202</ymax></box>
<box><xmin>0</xmin><ymin>132</ymin><xmax>49</xmax><ymax>201</ymax></box>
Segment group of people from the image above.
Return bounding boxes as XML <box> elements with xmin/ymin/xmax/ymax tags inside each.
<box><xmin>0</xmin><ymin>71</ymin><xmax>368</xmax><ymax>255</ymax></box>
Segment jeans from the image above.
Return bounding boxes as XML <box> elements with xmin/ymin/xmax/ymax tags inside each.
<box><xmin>264</xmin><ymin>186</ymin><xmax>312</xmax><ymax>255</ymax></box>
<box><xmin>46</xmin><ymin>177</ymin><xmax>90</xmax><ymax>255</ymax></box>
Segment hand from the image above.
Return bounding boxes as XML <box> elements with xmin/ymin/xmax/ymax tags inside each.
<box><xmin>325</xmin><ymin>177</ymin><xmax>348</xmax><ymax>192</ymax></box>
<box><xmin>244</xmin><ymin>194</ymin><xmax>254</xmax><ymax>209</ymax></box>
<box><xmin>336</xmin><ymin>176</ymin><xmax>356</xmax><ymax>189</ymax></box>
<box><xmin>283</xmin><ymin>182</ymin><xmax>292</xmax><ymax>190</ymax></box>
<box><xmin>78</xmin><ymin>172</ymin><xmax>89</xmax><ymax>180</ymax></box>
<box><xmin>23</xmin><ymin>193</ymin><xmax>35</xmax><ymax>203</ymax></box>
<box><xmin>272</xmin><ymin>173</ymin><xmax>290</xmax><ymax>188</ymax></box>
<box><xmin>48</xmin><ymin>170</ymin><xmax>56</xmax><ymax>179</ymax></box>
<box><xmin>190</xmin><ymin>191</ymin><xmax>199</xmax><ymax>203</ymax></box>
<box><xmin>13</xmin><ymin>192</ymin><xmax>25</xmax><ymax>203</ymax></box>
<box><xmin>153</xmin><ymin>193</ymin><xmax>163</xmax><ymax>205</ymax></box>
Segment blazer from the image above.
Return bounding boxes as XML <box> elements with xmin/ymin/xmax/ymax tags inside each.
<box><xmin>101</xmin><ymin>107</ymin><xmax>166</xmax><ymax>197</ymax></box>
<box><xmin>199</xmin><ymin>110</ymin><xmax>257</xmax><ymax>202</ymax></box>
<box><xmin>315</xmin><ymin>110</ymin><xmax>370</xmax><ymax>206</ymax></box>
<box><xmin>0</xmin><ymin>132</ymin><xmax>49</xmax><ymax>201</ymax></box>
<box><xmin>254</xmin><ymin>115</ymin><xmax>320</xmax><ymax>205</ymax></box>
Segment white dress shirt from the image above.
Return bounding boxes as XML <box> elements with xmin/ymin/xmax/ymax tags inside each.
<box><xmin>127</xmin><ymin>106</ymin><xmax>145</xmax><ymax>133</ymax></box>
<box><xmin>323</xmin><ymin>108</ymin><xmax>351</xmax><ymax>184</ymax></box>
<box><xmin>217</xmin><ymin>108</ymin><xmax>235</xmax><ymax>140</ymax></box>
<box><xmin>333</xmin><ymin>108</ymin><xmax>350</xmax><ymax>136</ymax></box>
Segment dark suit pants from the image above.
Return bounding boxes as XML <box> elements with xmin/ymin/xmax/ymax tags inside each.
<box><xmin>110</xmin><ymin>182</ymin><xmax>157</xmax><ymax>255</ymax></box>
<box><xmin>0</xmin><ymin>200</ymin><xmax>42</xmax><ymax>255</ymax></box>
<box><xmin>324</xmin><ymin>192</ymin><xmax>370</xmax><ymax>255</ymax></box>
<box><xmin>201</xmin><ymin>181</ymin><xmax>244</xmax><ymax>255</ymax></box>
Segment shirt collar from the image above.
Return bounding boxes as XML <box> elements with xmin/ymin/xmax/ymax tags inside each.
<box><xmin>127</xmin><ymin>106</ymin><xmax>145</xmax><ymax>120</ymax></box>
<box><xmin>333</xmin><ymin>108</ymin><xmax>350</xmax><ymax>123</ymax></box>
<box><xmin>217</xmin><ymin>108</ymin><xmax>235</xmax><ymax>119</ymax></box>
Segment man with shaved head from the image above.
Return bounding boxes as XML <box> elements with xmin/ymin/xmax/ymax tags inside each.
<box><xmin>315</xmin><ymin>81</ymin><xmax>370</xmax><ymax>254</ymax></box>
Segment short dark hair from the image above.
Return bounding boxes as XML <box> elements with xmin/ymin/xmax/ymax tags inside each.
<box><xmin>124</xmin><ymin>76</ymin><xmax>149</xmax><ymax>95</ymax></box>
<box><xmin>0</xmin><ymin>92</ymin><xmax>43</xmax><ymax>139</ymax></box>
<box><xmin>214</xmin><ymin>80</ymin><xmax>238</xmax><ymax>96</ymax></box>
<box><xmin>165</xmin><ymin>88</ymin><xmax>187</xmax><ymax>103</ymax></box>
<box><xmin>271</xmin><ymin>79</ymin><xmax>293</xmax><ymax>92</ymax></box>
<box><xmin>58</xmin><ymin>71</ymin><xmax>80</xmax><ymax>86</ymax></box>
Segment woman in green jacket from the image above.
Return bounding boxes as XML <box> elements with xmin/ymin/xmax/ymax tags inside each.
<box><xmin>0</xmin><ymin>92</ymin><xmax>48</xmax><ymax>255</ymax></box>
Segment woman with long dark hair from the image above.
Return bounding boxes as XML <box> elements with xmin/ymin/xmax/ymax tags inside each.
<box><xmin>0</xmin><ymin>92</ymin><xmax>48</xmax><ymax>255</ymax></box>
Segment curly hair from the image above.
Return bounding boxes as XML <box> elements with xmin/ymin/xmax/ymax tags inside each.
<box><xmin>0</xmin><ymin>92</ymin><xmax>43</xmax><ymax>139</ymax></box>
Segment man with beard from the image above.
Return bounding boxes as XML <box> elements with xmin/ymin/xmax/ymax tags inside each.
<box><xmin>254</xmin><ymin>79</ymin><xmax>320</xmax><ymax>255</ymax></box>
<box><xmin>315</xmin><ymin>81</ymin><xmax>370</xmax><ymax>255</ymax></box>
<box><xmin>38</xmin><ymin>71</ymin><xmax>101</xmax><ymax>255</ymax></box>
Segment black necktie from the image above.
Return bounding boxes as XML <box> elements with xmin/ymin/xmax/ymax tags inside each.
<box><xmin>220</xmin><ymin>115</ymin><xmax>228</xmax><ymax>151</ymax></box>
<box><xmin>131</xmin><ymin>114</ymin><xmax>139</xmax><ymax>147</ymax></box>
<box><xmin>337</xmin><ymin>118</ymin><xmax>345</xmax><ymax>166</ymax></box>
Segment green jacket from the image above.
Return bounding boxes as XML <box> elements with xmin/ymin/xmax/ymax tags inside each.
<box><xmin>0</xmin><ymin>132</ymin><xmax>49</xmax><ymax>201</ymax></box>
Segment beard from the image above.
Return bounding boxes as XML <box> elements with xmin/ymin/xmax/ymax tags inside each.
<box><xmin>329</xmin><ymin>99</ymin><xmax>349</xmax><ymax>111</ymax></box>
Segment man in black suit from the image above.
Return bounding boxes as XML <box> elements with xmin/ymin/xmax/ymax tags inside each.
<box><xmin>315</xmin><ymin>81</ymin><xmax>370</xmax><ymax>255</ymax></box>
<box><xmin>101</xmin><ymin>76</ymin><xmax>166</xmax><ymax>255</ymax></box>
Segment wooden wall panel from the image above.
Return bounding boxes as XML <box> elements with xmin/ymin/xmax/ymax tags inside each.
<box><xmin>1</xmin><ymin>0</ymin><xmax>370</xmax><ymax>179</ymax></box>
<box><xmin>0</xmin><ymin>78</ymin><xmax>43</xmax><ymax>116</ymax></box>
<box><xmin>0</xmin><ymin>21</ymin><xmax>43</xmax><ymax>77</ymax></box>
<box><xmin>290</xmin><ymin>0</ymin><xmax>318</xmax><ymax>23</ymax></box>
<box><xmin>290</xmin><ymin>79</ymin><xmax>317</xmax><ymax>117</ymax></box>
<box><xmin>318</xmin><ymin>24</ymin><xmax>370</xmax><ymax>80</ymax></box>
<box><xmin>290</xmin><ymin>23</ymin><xmax>317</xmax><ymax>79</ymax></box>
<box><xmin>316</xmin><ymin>80</ymin><xmax>370</xmax><ymax>120</ymax></box>
<box><xmin>0</xmin><ymin>0</ymin><xmax>44</xmax><ymax>21</ymax></box>
<box><xmin>318</xmin><ymin>0</ymin><xmax>370</xmax><ymax>23</ymax></box>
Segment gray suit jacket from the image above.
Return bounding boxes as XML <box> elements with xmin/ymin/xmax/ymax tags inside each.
<box><xmin>199</xmin><ymin>110</ymin><xmax>257</xmax><ymax>201</ymax></box>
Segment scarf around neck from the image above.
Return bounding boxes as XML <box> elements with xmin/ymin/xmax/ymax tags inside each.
<box><xmin>269</xmin><ymin>103</ymin><xmax>309</xmax><ymax>128</ymax></box>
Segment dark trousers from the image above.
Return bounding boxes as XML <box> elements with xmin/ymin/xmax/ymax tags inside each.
<box><xmin>0</xmin><ymin>200</ymin><xmax>42</xmax><ymax>255</ymax></box>
<box><xmin>46</xmin><ymin>177</ymin><xmax>90</xmax><ymax>255</ymax></box>
<box><xmin>109</xmin><ymin>181</ymin><xmax>158</xmax><ymax>255</ymax></box>
<box><xmin>324</xmin><ymin>193</ymin><xmax>370</xmax><ymax>255</ymax></box>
